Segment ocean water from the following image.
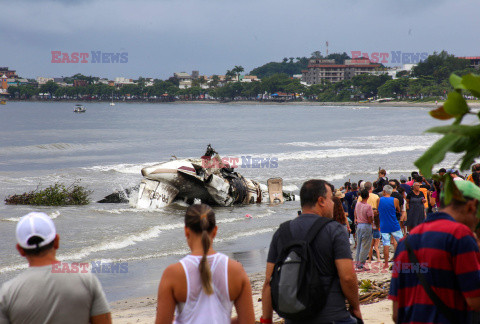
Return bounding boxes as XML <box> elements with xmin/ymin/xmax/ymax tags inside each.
<box><xmin>0</xmin><ymin>101</ymin><xmax>462</xmax><ymax>301</ymax></box>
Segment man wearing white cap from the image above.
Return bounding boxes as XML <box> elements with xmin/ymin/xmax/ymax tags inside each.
<box><xmin>0</xmin><ymin>212</ymin><xmax>111</xmax><ymax>324</ymax></box>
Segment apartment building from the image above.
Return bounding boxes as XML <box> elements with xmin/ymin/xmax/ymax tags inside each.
<box><xmin>459</xmin><ymin>56</ymin><xmax>480</xmax><ymax>69</ymax></box>
<box><xmin>301</xmin><ymin>58</ymin><xmax>383</xmax><ymax>84</ymax></box>
<box><xmin>0</xmin><ymin>67</ymin><xmax>18</xmax><ymax>79</ymax></box>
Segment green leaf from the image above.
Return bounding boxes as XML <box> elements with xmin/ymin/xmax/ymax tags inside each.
<box><xmin>425</xmin><ymin>125</ymin><xmax>480</xmax><ymax>137</ymax></box>
<box><xmin>449</xmin><ymin>74</ymin><xmax>466</xmax><ymax>90</ymax></box>
<box><xmin>461</xmin><ymin>74</ymin><xmax>480</xmax><ymax>98</ymax></box>
<box><xmin>443</xmin><ymin>91</ymin><xmax>469</xmax><ymax>116</ymax></box>
<box><xmin>450</xmin><ymin>137</ymin><xmax>470</xmax><ymax>153</ymax></box>
<box><xmin>414</xmin><ymin>134</ymin><xmax>458</xmax><ymax>178</ymax></box>
<box><xmin>443</xmin><ymin>175</ymin><xmax>454</xmax><ymax>205</ymax></box>
<box><xmin>443</xmin><ymin>176</ymin><xmax>466</xmax><ymax>206</ymax></box>
<box><xmin>459</xmin><ymin>138</ymin><xmax>480</xmax><ymax>171</ymax></box>
<box><xmin>429</xmin><ymin>106</ymin><xmax>454</xmax><ymax>120</ymax></box>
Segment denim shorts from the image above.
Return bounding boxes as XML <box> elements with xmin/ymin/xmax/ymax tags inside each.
<box><xmin>381</xmin><ymin>230</ymin><xmax>403</xmax><ymax>246</ymax></box>
<box><xmin>372</xmin><ymin>228</ymin><xmax>380</xmax><ymax>239</ymax></box>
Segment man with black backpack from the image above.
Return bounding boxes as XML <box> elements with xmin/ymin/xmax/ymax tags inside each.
<box><xmin>261</xmin><ymin>179</ymin><xmax>362</xmax><ymax>324</ymax></box>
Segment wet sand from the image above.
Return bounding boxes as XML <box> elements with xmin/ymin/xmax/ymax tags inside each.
<box><xmin>111</xmin><ymin>265</ymin><xmax>394</xmax><ymax>323</ymax></box>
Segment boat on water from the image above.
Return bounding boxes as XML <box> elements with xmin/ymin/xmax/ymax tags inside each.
<box><xmin>135</xmin><ymin>145</ymin><xmax>286</xmax><ymax>209</ymax></box>
<box><xmin>0</xmin><ymin>100</ymin><xmax>6</xmax><ymax>105</ymax></box>
<box><xmin>73</xmin><ymin>104</ymin><xmax>86</xmax><ymax>113</ymax></box>
<box><xmin>109</xmin><ymin>91</ymin><xmax>115</xmax><ymax>106</ymax></box>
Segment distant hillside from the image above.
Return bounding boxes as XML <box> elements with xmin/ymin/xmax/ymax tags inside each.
<box><xmin>249</xmin><ymin>57</ymin><xmax>309</xmax><ymax>79</ymax></box>
<box><xmin>250</xmin><ymin>53</ymin><xmax>351</xmax><ymax>79</ymax></box>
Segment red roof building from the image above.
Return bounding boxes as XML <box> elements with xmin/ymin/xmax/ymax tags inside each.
<box><xmin>458</xmin><ymin>57</ymin><xmax>480</xmax><ymax>69</ymax></box>
<box><xmin>301</xmin><ymin>59</ymin><xmax>384</xmax><ymax>84</ymax></box>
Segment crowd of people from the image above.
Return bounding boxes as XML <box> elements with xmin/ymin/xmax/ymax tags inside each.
<box><xmin>333</xmin><ymin>165</ymin><xmax>480</xmax><ymax>272</ymax></box>
<box><xmin>1</xmin><ymin>163</ymin><xmax>480</xmax><ymax>323</ymax></box>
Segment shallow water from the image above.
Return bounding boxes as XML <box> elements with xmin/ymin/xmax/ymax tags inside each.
<box><xmin>0</xmin><ymin>101</ymin><xmax>462</xmax><ymax>301</ymax></box>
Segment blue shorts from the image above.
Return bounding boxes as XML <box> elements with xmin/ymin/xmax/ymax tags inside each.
<box><xmin>372</xmin><ymin>229</ymin><xmax>381</xmax><ymax>239</ymax></box>
<box><xmin>381</xmin><ymin>230</ymin><xmax>403</xmax><ymax>246</ymax></box>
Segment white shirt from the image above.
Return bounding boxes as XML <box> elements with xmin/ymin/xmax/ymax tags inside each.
<box><xmin>174</xmin><ymin>253</ymin><xmax>233</xmax><ymax>324</ymax></box>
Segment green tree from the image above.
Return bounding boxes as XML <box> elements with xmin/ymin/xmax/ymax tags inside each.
<box><xmin>378</xmin><ymin>78</ymin><xmax>409</xmax><ymax>98</ymax></box>
<box><xmin>352</xmin><ymin>74</ymin><xmax>391</xmax><ymax>98</ymax></box>
<box><xmin>39</xmin><ymin>81</ymin><xmax>59</xmax><ymax>96</ymax></box>
<box><xmin>249</xmin><ymin>57</ymin><xmax>309</xmax><ymax>78</ymax></box>
<box><xmin>326</xmin><ymin>52</ymin><xmax>351</xmax><ymax>64</ymax></box>
<box><xmin>260</xmin><ymin>73</ymin><xmax>292</xmax><ymax>94</ymax></box>
<box><xmin>210</xmin><ymin>75</ymin><xmax>220</xmax><ymax>88</ymax></box>
<box><xmin>412</xmin><ymin>51</ymin><xmax>469</xmax><ymax>83</ymax></box>
<box><xmin>415</xmin><ymin>73</ymin><xmax>480</xmax><ymax>207</ymax></box>
<box><xmin>241</xmin><ymin>81</ymin><xmax>262</xmax><ymax>99</ymax></box>
<box><xmin>225</xmin><ymin>70</ymin><xmax>235</xmax><ymax>82</ymax></box>
<box><xmin>232</xmin><ymin>65</ymin><xmax>244</xmax><ymax>81</ymax></box>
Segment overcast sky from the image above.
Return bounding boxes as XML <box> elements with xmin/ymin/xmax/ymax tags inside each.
<box><xmin>1</xmin><ymin>0</ymin><xmax>479</xmax><ymax>80</ymax></box>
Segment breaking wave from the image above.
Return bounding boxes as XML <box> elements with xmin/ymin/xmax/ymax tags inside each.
<box><xmin>82</xmin><ymin>162</ymin><xmax>157</xmax><ymax>175</ymax></box>
<box><xmin>273</xmin><ymin>145</ymin><xmax>429</xmax><ymax>161</ymax></box>
<box><xmin>283</xmin><ymin>135</ymin><xmax>439</xmax><ymax>148</ymax></box>
<box><xmin>2</xmin><ymin>211</ymin><xmax>61</xmax><ymax>222</ymax></box>
<box><xmin>55</xmin><ymin>225</ymin><xmax>168</xmax><ymax>262</ymax></box>
<box><xmin>0</xmin><ymin>142</ymin><xmax>132</xmax><ymax>157</ymax></box>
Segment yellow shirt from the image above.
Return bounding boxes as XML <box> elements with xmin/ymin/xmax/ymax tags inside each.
<box><xmin>358</xmin><ymin>192</ymin><xmax>379</xmax><ymax>210</ymax></box>
<box><xmin>419</xmin><ymin>188</ymin><xmax>428</xmax><ymax>208</ymax></box>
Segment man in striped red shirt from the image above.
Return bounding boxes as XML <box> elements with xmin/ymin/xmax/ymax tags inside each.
<box><xmin>389</xmin><ymin>180</ymin><xmax>480</xmax><ymax>323</ymax></box>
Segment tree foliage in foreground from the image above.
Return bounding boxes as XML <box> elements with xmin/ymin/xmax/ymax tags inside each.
<box><xmin>5</xmin><ymin>183</ymin><xmax>92</xmax><ymax>206</ymax></box>
<box><xmin>415</xmin><ymin>73</ymin><xmax>480</xmax><ymax>206</ymax></box>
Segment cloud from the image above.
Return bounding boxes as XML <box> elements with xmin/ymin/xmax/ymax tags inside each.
<box><xmin>1</xmin><ymin>0</ymin><xmax>479</xmax><ymax>79</ymax></box>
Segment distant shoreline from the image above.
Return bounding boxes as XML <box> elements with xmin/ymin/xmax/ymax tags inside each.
<box><xmin>6</xmin><ymin>99</ymin><xmax>480</xmax><ymax>108</ymax></box>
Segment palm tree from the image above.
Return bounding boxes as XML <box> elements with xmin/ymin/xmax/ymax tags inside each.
<box><xmin>232</xmin><ymin>65</ymin><xmax>244</xmax><ymax>82</ymax></box>
<box><xmin>225</xmin><ymin>70</ymin><xmax>235</xmax><ymax>82</ymax></box>
<box><xmin>210</xmin><ymin>75</ymin><xmax>220</xmax><ymax>88</ymax></box>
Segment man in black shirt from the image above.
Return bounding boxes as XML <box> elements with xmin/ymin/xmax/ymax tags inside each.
<box><xmin>261</xmin><ymin>179</ymin><xmax>362</xmax><ymax>324</ymax></box>
<box><xmin>389</xmin><ymin>181</ymin><xmax>404</xmax><ymax>209</ymax></box>
<box><xmin>373</xmin><ymin>169</ymin><xmax>389</xmax><ymax>195</ymax></box>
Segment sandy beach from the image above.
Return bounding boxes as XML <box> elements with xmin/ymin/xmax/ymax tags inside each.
<box><xmin>10</xmin><ymin>98</ymin><xmax>480</xmax><ymax>108</ymax></box>
<box><xmin>167</xmin><ymin>99</ymin><xmax>480</xmax><ymax>108</ymax></box>
<box><xmin>111</xmin><ymin>264</ymin><xmax>394</xmax><ymax>324</ymax></box>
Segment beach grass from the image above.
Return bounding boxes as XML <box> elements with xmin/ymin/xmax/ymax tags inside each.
<box><xmin>4</xmin><ymin>182</ymin><xmax>92</xmax><ymax>206</ymax></box>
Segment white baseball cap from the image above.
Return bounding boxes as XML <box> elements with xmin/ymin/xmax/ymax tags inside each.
<box><xmin>16</xmin><ymin>212</ymin><xmax>56</xmax><ymax>249</ymax></box>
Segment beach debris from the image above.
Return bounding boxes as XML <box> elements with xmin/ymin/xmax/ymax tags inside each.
<box><xmin>359</xmin><ymin>279</ymin><xmax>373</xmax><ymax>293</ymax></box>
<box><xmin>358</xmin><ymin>279</ymin><xmax>390</xmax><ymax>305</ymax></box>
<box><xmin>283</xmin><ymin>191</ymin><xmax>295</xmax><ymax>201</ymax></box>
<box><xmin>245</xmin><ymin>214</ymin><xmax>252</xmax><ymax>218</ymax></box>
<box><xmin>5</xmin><ymin>182</ymin><xmax>92</xmax><ymax>206</ymax></box>
<box><xmin>97</xmin><ymin>186</ymin><xmax>138</xmax><ymax>203</ymax></box>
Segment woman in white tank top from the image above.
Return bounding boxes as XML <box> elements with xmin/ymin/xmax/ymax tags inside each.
<box><xmin>155</xmin><ymin>204</ymin><xmax>255</xmax><ymax>324</ymax></box>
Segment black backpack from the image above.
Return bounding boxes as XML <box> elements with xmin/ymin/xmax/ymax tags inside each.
<box><xmin>270</xmin><ymin>217</ymin><xmax>334</xmax><ymax>320</ymax></box>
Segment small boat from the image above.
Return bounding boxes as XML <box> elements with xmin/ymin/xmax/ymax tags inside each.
<box><xmin>0</xmin><ymin>100</ymin><xmax>6</xmax><ymax>105</ymax></box>
<box><xmin>73</xmin><ymin>104</ymin><xmax>86</xmax><ymax>113</ymax></box>
<box><xmin>110</xmin><ymin>91</ymin><xmax>115</xmax><ymax>106</ymax></box>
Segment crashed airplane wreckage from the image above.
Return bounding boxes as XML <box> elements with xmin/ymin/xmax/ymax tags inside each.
<box><xmin>135</xmin><ymin>145</ymin><xmax>287</xmax><ymax>208</ymax></box>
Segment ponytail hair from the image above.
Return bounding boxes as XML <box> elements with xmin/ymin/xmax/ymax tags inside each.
<box><xmin>185</xmin><ymin>204</ymin><xmax>216</xmax><ymax>295</ymax></box>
